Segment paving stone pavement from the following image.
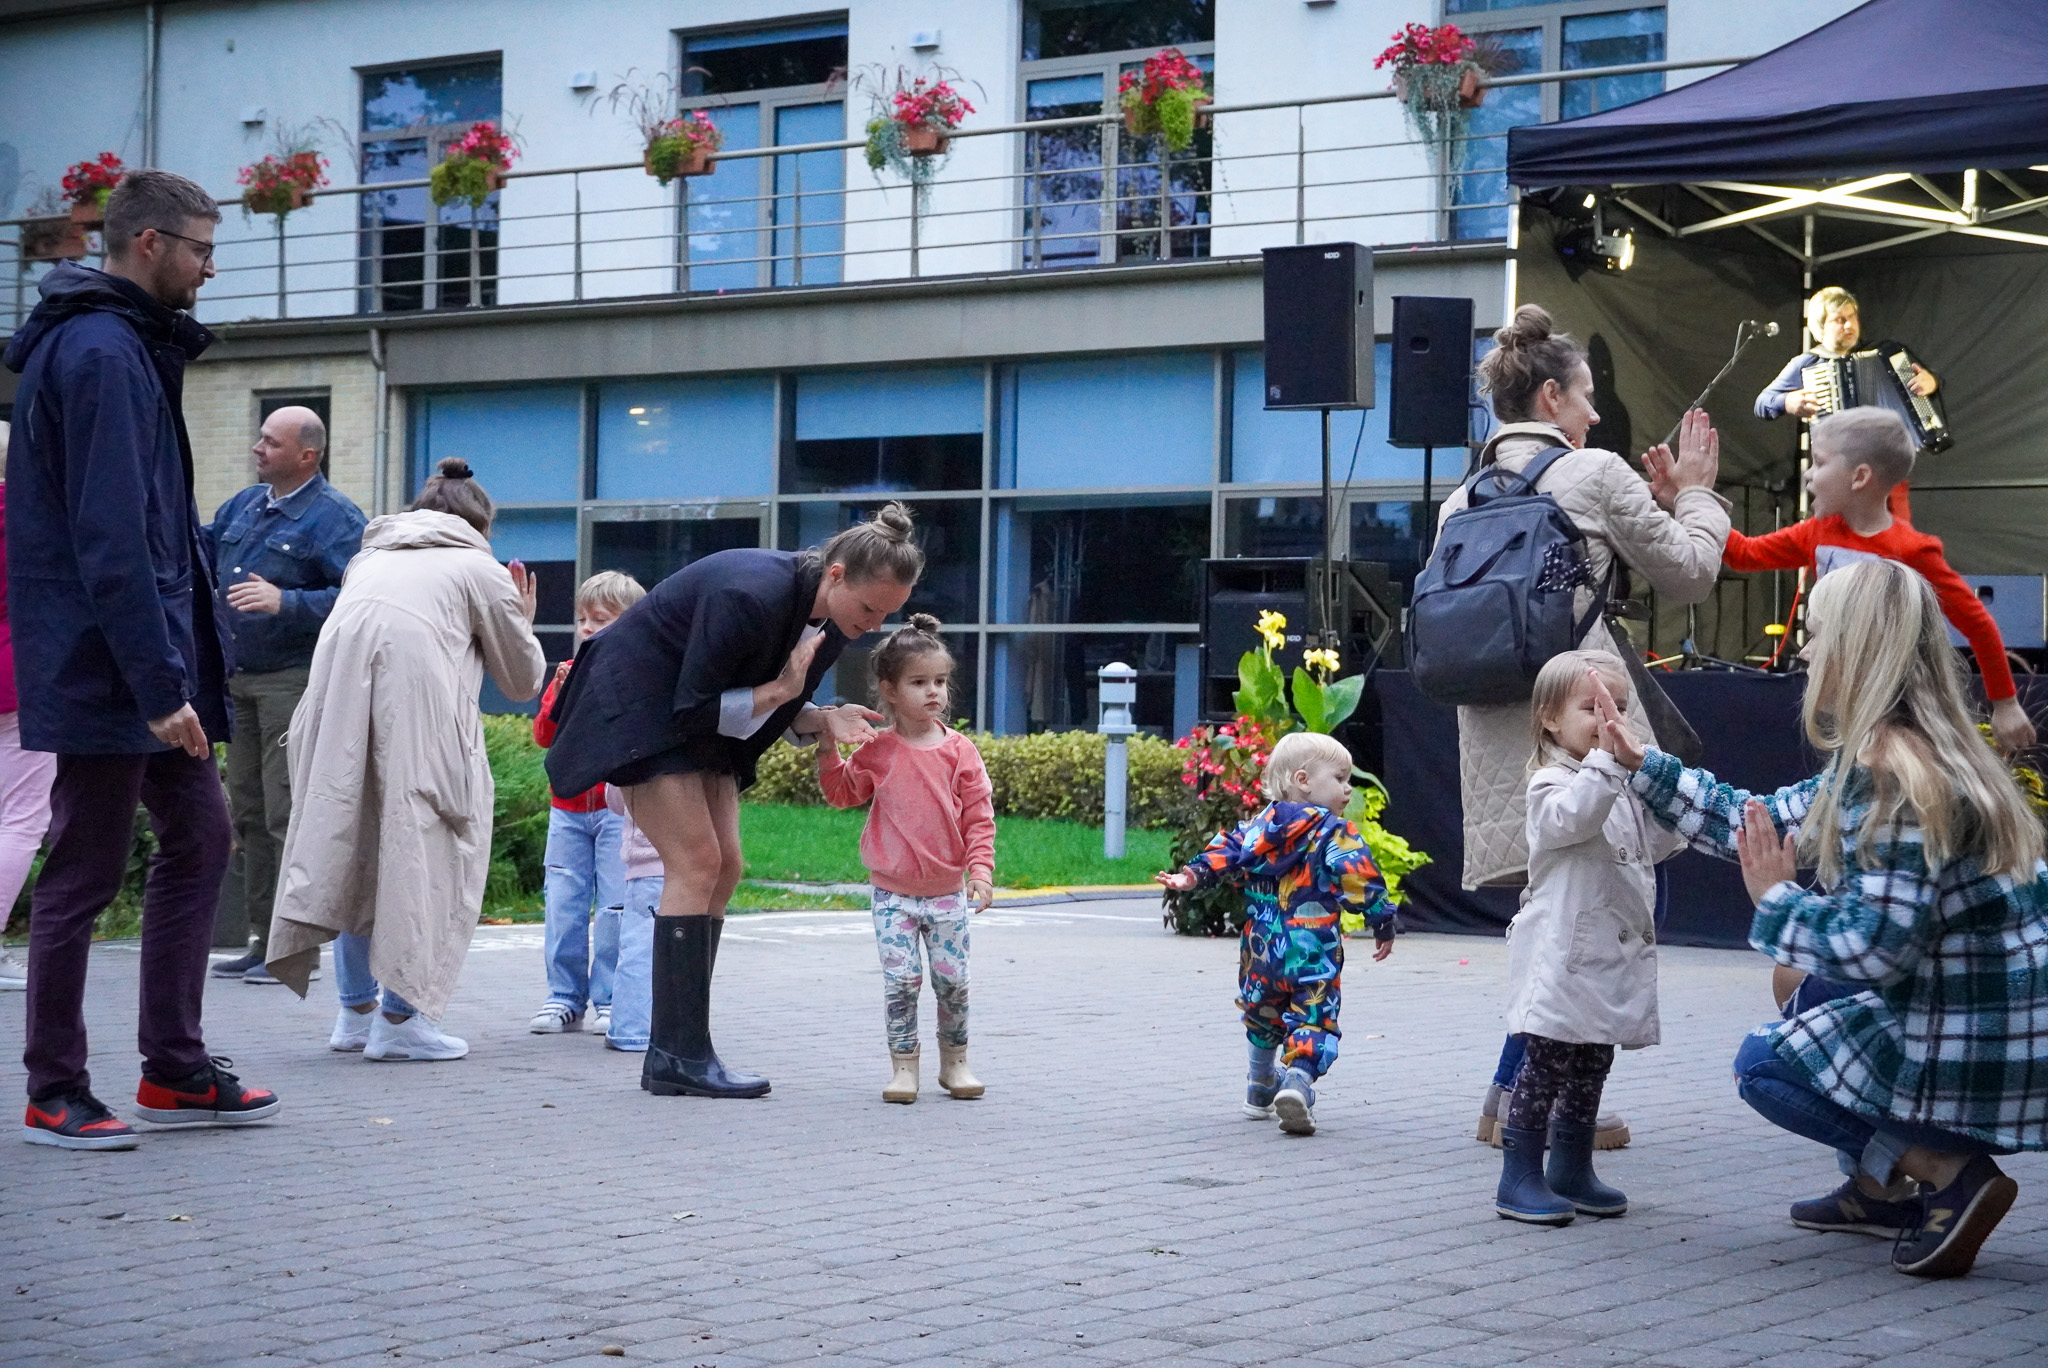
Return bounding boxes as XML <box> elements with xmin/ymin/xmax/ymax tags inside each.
<box><xmin>4</xmin><ymin>904</ymin><xmax>2046</xmax><ymax>1368</ymax></box>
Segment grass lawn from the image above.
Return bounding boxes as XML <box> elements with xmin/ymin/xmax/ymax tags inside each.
<box><xmin>739</xmin><ymin>802</ymin><xmax>1172</xmax><ymax>889</ymax></box>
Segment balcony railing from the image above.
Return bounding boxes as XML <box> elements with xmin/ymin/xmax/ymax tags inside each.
<box><xmin>1</xmin><ymin>57</ymin><xmax>1740</xmax><ymax>333</ymax></box>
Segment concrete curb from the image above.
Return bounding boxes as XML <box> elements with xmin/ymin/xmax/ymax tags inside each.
<box><xmin>752</xmin><ymin>880</ymin><xmax>1160</xmax><ymax>909</ymax></box>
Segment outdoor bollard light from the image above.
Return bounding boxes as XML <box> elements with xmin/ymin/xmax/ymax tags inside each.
<box><xmin>1098</xmin><ymin>662</ymin><xmax>1138</xmax><ymax>860</ymax></box>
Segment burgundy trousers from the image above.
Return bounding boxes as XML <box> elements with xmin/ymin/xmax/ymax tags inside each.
<box><xmin>23</xmin><ymin>749</ymin><xmax>230</xmax><ymax>1098</ymax></box>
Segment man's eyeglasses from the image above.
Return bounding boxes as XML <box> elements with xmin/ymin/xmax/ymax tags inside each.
<box><xmin>136</xmin><ymin>228</ymin><xmax>215</xmax><ymax>264</ymax></box>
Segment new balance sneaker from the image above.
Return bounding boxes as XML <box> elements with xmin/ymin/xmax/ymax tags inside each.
<box><xmin>23</xmin><ymin>1088</ymin><xmax>138</xmax><ymax>1150</ymax></box>
<box><xmin>1790</xmin><ymin>1178</ymin><xmax>1921</xmax><ymax>1237</ymax></box>
<box><xmin>133</xmin><ymin>1058</ymin><xmax>280</xmax><ymax>1127</ymax></box>
<box><xmin>591</xmin><ymin>1005</ymin><xmax>612</xmax><ymax>1038</ymax></box>
<box><xmin>210</xmin><ymin>951</ymin><xmax>262</xmax><ymax>978</ymax></box>
<box><xmin>1244</xmin><ymin>1073</ymin><xmax>1280</xmax><ymax>1120</ymax></box>
<box><xmin>0</xmin><ymin>949</ymin><xmax>26</xmax><ymax>991</ymax></box>
<box><xmin>528</xmin><ymin>1002</ymin><xmax>582</xmax><ymax>1034</ymax></box>
<box><xmin>1273</xmin><ymin>1067</ymin><xmax>1318</xmax><ymax>1136</ymax></box>
<box><xmin>1892</xmin><ymin>1155</ymin><xmax>2020</xmax><ymax>1278</ymax></box>
<box><xmin>365</xmin><ymin>1013</ymin><xmax>469</xmax><ymax>1062</ymax></box>
<box><xmin>329</xmin><ymin>1006</ymin><xmax>374</xmax><ymax>1052</ymax></box>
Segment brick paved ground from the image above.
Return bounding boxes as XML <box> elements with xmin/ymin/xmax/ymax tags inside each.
<box><xmin>4</xmin><ymin>904</ymin><xmax>2046</xmax><ymax>1368</ymax></box>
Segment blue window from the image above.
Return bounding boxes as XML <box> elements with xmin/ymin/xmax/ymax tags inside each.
<box><xmin>1003</xmin><ymin>354</ymin><xmax>1213</xmax><ymax>489</ymax></box>
<box><xmin>595</xmin><ymin>376</ymin><xmax>776</xmax><ymax>501</ymax></box>
<box><xmin>1562</xmin><ymin>9</ymin><xmax>1666</xmax><ymax>118</ymax></box>
<box><xmin>359</xmin><ymin>59</ymin><xmax>503</xmax><ymax>311</ymax></box>
<box><xmin>792</xmin><ymin>367</ymin><xmax>984</xmax><ymax>493</ymax></box>
<box><xmin>412</xmin><ymin>387</ymin><xmax>581</xmax><ymax>503</ymax></box>
<box><xmin>1450</xmin><ymin>28</ymin><xmax>1542</xmax><ymax>242</ymax></box>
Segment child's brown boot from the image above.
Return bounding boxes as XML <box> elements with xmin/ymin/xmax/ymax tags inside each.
<box><xmin>883</xmin><ymin>1049</ymin><xmax>919</xmax><ymax>1104</ymax></box>
<box><xmin>938</xmin><ymin>1044</ymin><xmax>984</xmax><ymax>1098</ymax></box>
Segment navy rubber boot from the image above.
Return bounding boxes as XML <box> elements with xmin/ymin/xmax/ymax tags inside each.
<box><xmin>1546</xmin><ymin>1121</ymin><xmax>1628</xmax><ymax>1217</ymax></box>
<box><xmin>1496</xmin><ymin>1125</ymin><xmax>1576</xmax><ymax>1225</ymax></box>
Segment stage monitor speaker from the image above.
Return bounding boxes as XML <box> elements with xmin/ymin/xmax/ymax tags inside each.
<box><xmin>1388</xmin><ymin>295</ymin><xmax>1474</xmax><ymax>448</ymax></box>
<box><xmin>1261</xmin><ymin>243</ymin><xmax>1373</xmax><ymax>411</ymax></box>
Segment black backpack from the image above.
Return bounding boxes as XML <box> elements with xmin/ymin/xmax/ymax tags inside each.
<box><xmin>1408</xmin><ymin>447</ymin><xmax>1609</xmax><ymax>708</ymax></box>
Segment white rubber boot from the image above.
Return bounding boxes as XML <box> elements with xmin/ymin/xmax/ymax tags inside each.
<box><xmin>883</xmin><ymin>1049</ymin><xmax>919</xmax><ymax>1104</ymax></box>
<box><xmin>938</xmin><ymin>1044</ymin><xmax>984</xmax><ymax>1099</ymax></box>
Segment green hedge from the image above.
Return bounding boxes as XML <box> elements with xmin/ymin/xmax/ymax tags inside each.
<box><xmin>750</xmin><ymin>729</ymin><xmax>1190</xmax><ymax>830</ymax></box>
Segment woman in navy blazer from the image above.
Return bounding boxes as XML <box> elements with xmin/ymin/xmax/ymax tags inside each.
<box><xmin>547</xmin><ymin>504</ymin><xmax>922</xmax><ymax>1097</ymax></box>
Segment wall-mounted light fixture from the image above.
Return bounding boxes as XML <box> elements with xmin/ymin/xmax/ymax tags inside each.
<box><xmin>908</xmin><ymin>29</ymin><xmax>941</xmax><ymax>51</ymax></box>
<box><xmin>569</xmin><ymin>70</ymin><xmax>598</xmax><ymax>92</ymax></box>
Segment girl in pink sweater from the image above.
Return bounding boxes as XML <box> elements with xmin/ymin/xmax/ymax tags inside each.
<box><xmin>818</xmin><ymin>614</ymin><xmax>996</xmax><ymax>1105</ymax></box>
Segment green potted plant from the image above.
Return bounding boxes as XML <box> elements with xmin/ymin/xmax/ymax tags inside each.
<box><xmin>1118</xmin><ymin>48</ymin><xmax>1211</xmax><ymax>153</ymax></box>
<box><xmin>62</xmin><ymin>153</ymin><xmax>124</xmax><ymax>226</ymax></box>
<box><xmin>643</xmin><ymin>111</ymin><xmax>723</xmax><ymax>183</ymax></box>
<box><xmin>430</xmin><ymin>121</ymin><xmax>518</xmax><ymax>209</ymax></box>
<box><xmin>1161</xmin><ymin>611</ymin><xmax>1431</xmax><ymax>937</ymax></box>
<box><xmin>1375</xmin><ymin>22</ymin><xmax>1500</xmax><ymax>169</ymax></box>
<box><xmin>238</xmin><ymin>147</ymin><xmax>328</xmax><ymax>218</ymax></box>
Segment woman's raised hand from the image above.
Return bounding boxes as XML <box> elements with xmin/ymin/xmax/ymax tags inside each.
<box><xmin>1736</xmin><ymin>799</ymin><xmax>1798</xmax><ymax>906</ymax></box>
<box><xmin>509</xmin><ymin>561</ymin><xmax>538</xmax><ymax>625</ymax></box>
<box><xmin>1640</xmin><ymin>443</ymin><xmax>1679</xmax><ymax>512</ymax></box>
<box><xmin>1589</xmin><ymin>669</ymin><xmax>1646</xmax><ymax>770</ymax></box>
<box><xmin>1670</xmin><ymin>407</ymin><xmax>1720</xmax><ymax>491</ymax></box>
<box><xmin>772</xmin><ymin>631</ymin><xmax>825</xmax><ymax>705</ymax></box>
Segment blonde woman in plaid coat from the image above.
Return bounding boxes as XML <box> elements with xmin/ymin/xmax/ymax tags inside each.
<box><xmin>1593</xmin><ymin>557</ymin><xmax>2048</xmax><ymax>1280</ymax></box>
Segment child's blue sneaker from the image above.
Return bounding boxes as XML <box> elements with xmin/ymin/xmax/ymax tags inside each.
<box><xmin>1243</xmin><ymin>1074</ymin><xmax>1279</xmax><ymax>1119</ymax></box>
<box><xmin>1273</xmin><ymin>1067</ymin><xmax>1317</xmax><ymax>1136</ymax></box>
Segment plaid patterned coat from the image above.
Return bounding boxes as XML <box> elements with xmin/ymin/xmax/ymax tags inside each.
<box><xmin>1629</xmin><ymin>748</ymin><xmax>2048</xmax><ymax>1152</ymax></box>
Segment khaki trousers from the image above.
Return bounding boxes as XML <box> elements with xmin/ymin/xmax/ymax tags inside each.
<box><xmin>224</xmin><ymin>666</ymin><xmax>308</xmax><ymax>956</ymax></box>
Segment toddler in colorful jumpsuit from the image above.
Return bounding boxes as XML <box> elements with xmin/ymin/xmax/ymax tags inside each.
<box><xmin>1159</xmin><ymin>731</ymin><xmax>1393</xmax><ymax>1136</ymax></box>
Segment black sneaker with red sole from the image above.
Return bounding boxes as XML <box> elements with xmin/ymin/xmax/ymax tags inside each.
<box><xmin>23</xmin><ymin>1087</ymin><xmax>140</xmax><ymax>1150</ymax></box>
<box><xmin>133</xmin><ymin>1057</ymin><xmax>280</xmax><ymax>1126</ymax></box>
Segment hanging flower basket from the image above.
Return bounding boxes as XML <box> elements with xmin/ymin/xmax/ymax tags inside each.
<box><xmin>1118</xmin><ymin>48</ymin><xmax>1212</xmax><ymax>153</ymax></box>
<box><xmin>25</xmin><ymin>218</ymin><xmax>88</xmax><ymax>262</ymax></box>
<box><xmin>238</xmin><ymin>149</ymin><xmax>328</xmax><ymax>219</ymax></box>
<box><xmin>430</xmin><ymin>121</ymin><xmax>519</xmax><ymax>209</ymax></box>
<box><xmin>857</xmin><ymin>67</ymin><xmax>980</xmax><ymax>208</ymax></box>
<box><xmin>1375</xmin><ymin>24</ymin><xmax>1489</xmax><ymax>166</ymax></box>
<box><xmin>643</xmin><ymin>111</ymin><xmax>722</xmax><ymax>184</ymax></box>
<box><xmin>61</xmin><ymin>153</ymin><xmax>124</xmax><ymax>226</ymax></box>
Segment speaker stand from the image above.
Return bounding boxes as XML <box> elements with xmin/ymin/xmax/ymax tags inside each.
<box><xmin>1421</xmin><ymin>444</ymin><xmax>1434</xmax><ymax>559</ymax></box>
<box><xmin>1320</xmin><ymin>409</ymin><xmax>1337</xmax><ymax>652</ymax></box>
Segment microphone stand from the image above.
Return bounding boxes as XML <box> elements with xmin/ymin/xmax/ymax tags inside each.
<box><xmin>1660</xmin><ymin>319</ymin><xmax>1779</xmax><ymax>448</ymax></box>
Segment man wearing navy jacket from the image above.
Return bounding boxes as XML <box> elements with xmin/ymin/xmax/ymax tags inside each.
<box><xmin>4</xmin><ymin>169</ymin><xmax>281</xmax><ymax>1150</ymax></box>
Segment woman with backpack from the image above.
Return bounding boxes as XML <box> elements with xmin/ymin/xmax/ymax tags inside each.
<box><xmin>1432</xmin><ymin>304</ymin><xmax>1729</xmax><ymax>1146</ymax></box>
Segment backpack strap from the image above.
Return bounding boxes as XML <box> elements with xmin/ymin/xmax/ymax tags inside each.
<box><xmin>1467</xmin><ymin>446</ymin><xmax>1574</xmax><ymax>507</ymax></box>
<box><xmin>1575</xmin><ymin>558</ymin><xmax>1616</xmax><ymax>649</ymax></box>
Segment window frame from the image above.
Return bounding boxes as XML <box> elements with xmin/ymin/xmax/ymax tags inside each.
<box><xmin>355</xmin><ymin>52</ymin><xmax>506</xmax><ymax>314</ymax></box>
<box><xmin>674</xmin><ymin>19</ymin><xmax>849</xmax><ymax>291</ymax></box>
<box><xmin>1015</xmin><ymin>39</ymin><xmax>1217</xmax><ymax>270</ymax></box>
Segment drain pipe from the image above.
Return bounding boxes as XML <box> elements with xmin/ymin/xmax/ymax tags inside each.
<box><xmin>141</xmin><ymin>3</ymin><xmax>159</xmax><ymax>166</ymax></box>
<box><xmin>368</xmin><ymin>326</ymin><xmax>389</xmax><ymax>514</ymax></box>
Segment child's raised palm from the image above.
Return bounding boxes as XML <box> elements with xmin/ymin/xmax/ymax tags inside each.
<box><xmin>1155</xmin><ymin>869</ymin><xmax>1196</xmax><ymax>891</ymax></box>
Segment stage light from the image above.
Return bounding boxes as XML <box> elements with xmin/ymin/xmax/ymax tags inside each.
<box><xmin>1764</xmin><ymin>624</ymin><xmax>1786</xmax><ymax>637</ymax></box>
<box><xmin>1582</xmin><ymin>193</ymin><xmax>1597</xmax><ymax>210</ymax></box>
<box><xmin>1603</xmin><ymin>228</ymin><xmax>1635</xmax><ymax>271</ymax></box>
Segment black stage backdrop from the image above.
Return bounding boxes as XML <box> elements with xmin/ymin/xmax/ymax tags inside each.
<box><xmin>1376</xmin><ymin>669</ymin><xmax>2048</xmax><ymax>951</ymax></box>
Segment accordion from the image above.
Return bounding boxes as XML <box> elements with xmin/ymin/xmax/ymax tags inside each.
<box><xmin>1801</xmin><ymin>342</ymin><xmax>1953</xmax><ymax>452</ymax></box>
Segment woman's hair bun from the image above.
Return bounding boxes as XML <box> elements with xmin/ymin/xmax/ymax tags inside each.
<box><xmin>873</xmin><ymin>501</ymin><xmax>914</xmax><ymax>541</ymax></box>
<box><xmin>436</xmin><ymin>457</ymin><xmax>475</xmax><ymax>480</ymax></box>
<box><xmin>907</xmin><ymin>612</ymin><xmax>942</xmax><ymax>635</ymax></box>
<box><xmin>1496</xmin><ymin>303</ymin><xmax>1555</xmax><ymax>350</ymax></box>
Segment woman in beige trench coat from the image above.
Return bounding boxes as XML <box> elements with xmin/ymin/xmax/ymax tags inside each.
<box><xmin>1439</xmin><ymin>305</ymin><xmax>1729</xmax><ymax>1147</ymax></box>
<box><xmin>266</xmin><ymin>457</ymin><xmax>545</xmax><ymax>1061</ymax></box>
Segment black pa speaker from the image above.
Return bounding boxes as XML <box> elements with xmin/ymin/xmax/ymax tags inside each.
<box><xmin>1261</xmin><ymin>243</ymin><xmax>1373</xmax><ymax>411</ymax></box>
<box><xmin>1388</xmin><ymin>295</ymin><xmax>1474</xmax><ymax>448</ymax></box>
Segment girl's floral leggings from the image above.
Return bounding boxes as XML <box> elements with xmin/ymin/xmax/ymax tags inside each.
<box><xmin>871</xmin><ymin>887</ymin><xmax>971</xmax><ymax>1055</ymax></box>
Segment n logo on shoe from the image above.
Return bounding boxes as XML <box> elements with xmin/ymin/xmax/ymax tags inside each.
<box><xmin>1838</xmin><ymin>1196</ymin><xmax>1865</xmax><ymax>1221</ymax></box>
<box><xmin>1923</xmin><ymin>1207</ymin><xmax>1953</xmax><ymax>1235</ymax></box>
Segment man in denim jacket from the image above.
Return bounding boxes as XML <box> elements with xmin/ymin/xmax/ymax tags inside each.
<box><xmin>204</xmin><ymin>407</ymin><xmax>364</xmax><ymax>982</ymax></box>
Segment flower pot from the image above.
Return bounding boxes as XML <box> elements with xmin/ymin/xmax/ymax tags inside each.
<box><xmin>483</xmin><ymin>165</ymin><xmax>505</xmax><ymax>194</ymax></box>
<box><xmin>69</xmin><ymin>200</ymin><xmax>102</xmax><ymax>227</ymax></box>
<box><xmin>676</xmin><ymin>147</ymin><xmax>714</xmax><ymax>177</ymax></box>
<box><xmin>28</xmin><ymin>222</ymin><xmax>89</xmax><ymax>262</ymax></box>
<box><xmin>283</xmin><ymin>185</ymin><xmax>312</xmax><ymax>211</ymax></box>
<box><xmin>1458</xmin><ymin>66</ymin><xmax>1485</xmax><ymax>109</ymax></box>
<box><xmin>1123</xmin><ymin>105</ymin><xmax>1146</xmax><ymax>137</ymax></box>
<box><xmin>903</xmin><ymin>126</ymin><xmax>949</xmax><ymax>157</ymax></box>
<box><xmin>1194</xmin><ymin>95</ymin><xmax>1214</xmax><ymax>129</ymax></box>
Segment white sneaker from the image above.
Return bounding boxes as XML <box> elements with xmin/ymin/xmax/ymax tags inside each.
<box><xmin>329</xmin><ymin>1006</ymin><xmax>373</xmax><ymax>1052</ymax></box>
<box><xmin>364</xmin><ymin>1012</ymin><xmax>469</xmax><ymax>1062</ymax></box>
<box><xmin>528</xmin><ymin>1002</ymin><xmax>582</xmax><ymax>1034</ymax></box>
<box><xmin>0</xmin><ymin>950</ymin><xmax>26</xmax><ymax>991</ymax></box>
<box><xmin>591</xmin><ymin>1005</ymin><xmax>611</xmax><ymax>1037</ymax></box>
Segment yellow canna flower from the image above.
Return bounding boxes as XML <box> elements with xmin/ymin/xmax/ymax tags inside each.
<box><xmin>1303</xmin><ymin>647</ymin><xmax>1341</xmax><ymax>675</ymax></box>
<box><xmin>1255</xmin><ymin>610</ymin><xmax>1288</xmax><ymax>652</ymax></box>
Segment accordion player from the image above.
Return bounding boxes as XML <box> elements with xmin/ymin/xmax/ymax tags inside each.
<box><xmin>1800</xmin><ymin>342</ymin><xmax>1953</xmax><ymax>453</ymax></box>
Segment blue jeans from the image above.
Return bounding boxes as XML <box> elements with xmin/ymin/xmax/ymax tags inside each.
<box><xmin>1493</xmin><ymin>1033</ymin><xmax>1527</xmax><ymax>1090</ymax></box>
<box><xmin>541</xmin><ymin>807</ymin><xmax>624</xmax><ymax>1013</ymax></box>
<box><xmin>333</xmin><ymin>931</ymin><xmax>420</xmax><ymax>1018</ymax></box>
<box><xmin>1733</xmin><ymin>1028</ymin><xmax>2010</xmax><ymax>1184</ymax></box>
<box><xmin>604</xmin><ymin>875</ymin><xmax>660</xmax><ymax>1052</ymax></box>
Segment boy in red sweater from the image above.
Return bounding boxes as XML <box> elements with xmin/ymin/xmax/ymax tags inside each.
<box><xmin>1720</xmin><ymin>407</ymin><xmax>2035</xmax><ymax>752</ymax></box>
<box><xmin>528</xmin><ymin>570</ymin><xmax>646</xmax><ymax>1036</ymax></box>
